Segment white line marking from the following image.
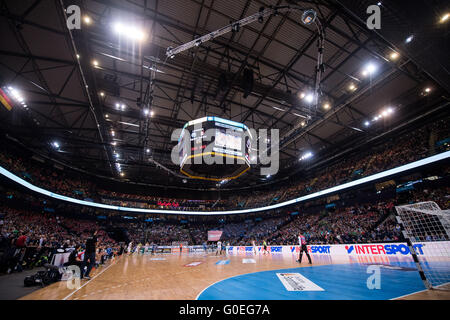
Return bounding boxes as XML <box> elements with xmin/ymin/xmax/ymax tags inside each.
<box><xmin>392</xmin><ymin>282</ymin><xmax>450</xmax><ymax>300</ymax></box>
<box><xmin>62</xmin><ymin>258</ymin><xmax>119</xmax><ymax>300</ymax></box>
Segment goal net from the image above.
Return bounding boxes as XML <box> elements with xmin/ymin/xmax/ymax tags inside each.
<box><xmin>395</xmin><ymin>201</ymin><xmax>450</xmax><ymax>289</ymax></box>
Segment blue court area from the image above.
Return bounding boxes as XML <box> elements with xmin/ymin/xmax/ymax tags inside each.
<box><xmin>198</xmin><ymin>260</ymin><xmax>450</xmax><ymax>300</ymax></box>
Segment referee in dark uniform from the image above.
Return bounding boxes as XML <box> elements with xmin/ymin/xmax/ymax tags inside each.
<box><xmin>297</xmin><ymin>233</ymin><xmax>312</xmax><ymax>264</ymax></box>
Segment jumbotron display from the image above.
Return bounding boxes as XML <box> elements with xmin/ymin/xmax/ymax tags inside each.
<box><xmin>178</xmin><ymin>116</ymin><xmax>252</xmax><ymax>181</ymax></box>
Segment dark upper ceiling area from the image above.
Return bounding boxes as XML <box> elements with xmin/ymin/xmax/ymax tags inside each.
<box><xmin>0</xmin><ymin>0</ymin><xmax>448</xmax><ymax>190</ymax></box>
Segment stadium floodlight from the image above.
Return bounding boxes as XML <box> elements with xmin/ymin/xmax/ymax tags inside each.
<box><xmin>112</xmin><ymin>22</ymin><xmax>147</xmax><ymax>42</ymax></box>
<box><xmin>83</xmin><ymin>16</ymin><xmax>92</xmax><ymax>25</ymax></box>
<box><xmin>304</xmin><ymin>93</ymin><xmax>314</xmax><ymax>103</ymax></box>
<box><xmin>300</xmin><ymin>151</ymin><xmax>313</xmax><ymax>161</ymax></box>
<box><xmin>7</xmin><ymin>87</ymin><xmax>25</xmax><ymax>104</ymax></box>
<box><xmin>389</xmin><ymin>52</ymin><xmax>399</xmax><ymax>60</ymax></box>
<box><xmin>362</xmin><ymin>62</ymin><xmax>377</xmax><ymax>77</ymax></box>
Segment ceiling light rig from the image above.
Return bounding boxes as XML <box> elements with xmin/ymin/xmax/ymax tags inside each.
<box><xmin>439</xmin><ymin>13</ymin><xmax>449</xmax><ymax>23</ymax></box>
<box><xmin>165</xmin><ymin>5</ymin><xmax>325</xmax><ymax>112</ymax></box>
<box><xmin>365</xmin><ymin>107</ymin><xmax>395</xmax><ymax>125</ymax></box>
<box><xmin>112</xmin><ymin>22</ymin><xmax>147</xmax><ymax>42</ymax></box>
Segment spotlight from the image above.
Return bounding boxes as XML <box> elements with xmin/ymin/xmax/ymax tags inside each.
<box><xmin>300</xmin><ymin>151</ymin><xmax>313</xmax><ymax>161</ymax></box>
<box><xmin>146</xmin><ymin>148</ymin><xmax>150</xmax><ymax>153</ymax></box>
<box><xmin>362</xmin><ymin>63</ymin><xmax>377</xmax><ymax>77</ymax></box>
<box><xmin>348</xmin><ymin>83</ymin><xmax>357</xmax><ymax>91</ymax></box>
<box><xmin>111</xmin><ymin>130</ymin><xmax>115</xmax><ymax>136</ymax></box>
<box><xmin>298</xmin><ymin>92</ymin><xmax>305</xmax><ymax>99</ymax></box>
<box><xmin>83</xmin><ymin>16</ymin><xmax>92</xmax><ymax>25</ymax></box>
<box><xmin>150</xmin><ymin>110</ymin><xmax>154</xmax><ymax>117</ymax></box>
<box><xmin>266</xmin><ymin>174</ymin><xmax>271</xmax><ymax>178</ymax></box>
<box><xmin>301</xmin><ymin>9</ymin><xmax>317</xmax><ymax>25</ymax></box>
<box><xmin>389</xmin><ymin>52</ymin><xmax>399</xmax><ymax>60</ymax></box>
<box><xmin>143</xmin><ymin>109</ymin><xmax>149</xmax><ymax>116</ymax></box>
<box><xmin>305</xmin><ymin>93</ymin><xmax>314</xmax><ymax>103</ymax></box>
<box><xmin>424</xmin><ymin>87</ymin><xmax>431</xmax><ymax>93</ymax></box>
<box><xmin>120</xmin><ymin>172</ymin><xmax>125</xmax><ymax>177</ymax></box>
<box><xmin>440</xmin><ymin>13</ymin><xmax>449</xmax><ymax>23</ymax></box>
<box><xmin>121</xmin><ymin>104</ymin><xmax>126</xmax><ymax>111</ymax></box>
<box><xmin>113</xmin><ymin>22</ymin><xmax>147</xmax><ymax>42</ymax></box>
<box><xmin>377</xmin><ymin>1</ymin><xmax>382</xmax><ymax>5</ymax></box>
<box><xmin>92</xmin><ymin>60</ymin><xmax>99</xmax><ymax>67</ymax></box>
<box><xmin>323</xmin><ymin>103</ymin><xmax>330</xmax><ymax>110</ymax></box>
<box><xmin>76</xmin><ymin>54</ymin><xmax>80</xmax><ymax>59</ymax></box>
<box><xmin>99</xmin><ymin>91</ymin><xmax>105</xmax><ymax>97</ymax></box>
<box><xmin>112</xmin><ymin>141</ymin><xmax>116</xmax><ymax>146</ymax></box>
<box><xmin>105</xmin><ymin>114</ymin><xmax>109</xmax><ymax>118</ymax></box>
<box><xmin>387</xmin><ymin>107</ymin><xmax>394</xmax><ymax>114</ymax></box>
<box><xmin>52</xmin><ymin>141</ymin><xmax>60</xmax><ymax>149</ymax></box>
<box><xmin>405</xmin><ymin>35</ymin><xmax>414</xmax><ymax>43</ymax></box>
<box><xmin>364</xmin><ymin>121</ymin><xmax>370</xmax><ymax>126</ymax></box>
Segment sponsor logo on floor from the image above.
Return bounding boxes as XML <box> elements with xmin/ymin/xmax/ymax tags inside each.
<box><xmin>184</xmin><ymin>261</ymin><xmax>203</xmax><ymax>267</ymax></box>
<box><xmin>215</xmin><ymin>259</ymin><xmax>230</xmax><ymax>265</ymax></box>
<box><xmin>276</xmin><ymin>273</ymin><xmax>324</xmax><ymax>291</ymax></box>
<box><xmin>150</xmin><ymin>257</ymin><xmax>166</xmax><ymax>261</ymax></box>
<box><xmin>242</xmin><ymin>258</ymin><xmax>256</xmax><ymax>264</ymax></box>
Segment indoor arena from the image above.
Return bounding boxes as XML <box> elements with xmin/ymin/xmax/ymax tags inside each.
<box><xmin>0</xmin><ymin>0</ymin><xmax>449</xmax><ymax>311</ymax></box>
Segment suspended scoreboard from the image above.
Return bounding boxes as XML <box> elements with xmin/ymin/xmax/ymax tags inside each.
<box><xmin>178</xmin><ymin>117</ymin><xmax>252</xmax><ymax>181</ymax></box>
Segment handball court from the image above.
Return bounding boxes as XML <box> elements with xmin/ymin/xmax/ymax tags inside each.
<box><xmin>20</xmin><ymin>252</ymin><xmax>450</xmax><ymax>300</ymax></box>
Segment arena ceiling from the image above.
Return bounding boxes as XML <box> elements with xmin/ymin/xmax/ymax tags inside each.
<box><xmin>0</xmin><ymin>0</ymin><xmax>448</xmax><ymax>190</ymax></box>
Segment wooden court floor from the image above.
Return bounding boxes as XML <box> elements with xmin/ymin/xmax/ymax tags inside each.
<box><xmin>20</xmin><ymin>252</ymin><xmax>450</xmax><ymax>300</ymax></box>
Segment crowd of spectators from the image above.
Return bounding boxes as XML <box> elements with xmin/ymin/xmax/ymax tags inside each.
<box><xmin>1</xmin><ymin>184</ymin><xmax>448</xmax><ymax>276</ymax></box>
<box><xmin>0</xmin><ymin>118</ymin><xmax>447</xmax><ymax>211</ymax></box>
<box><xmin>0</xmin><ymin>206</ymin><xmax>118</xmax><ymax>275</ymax></box>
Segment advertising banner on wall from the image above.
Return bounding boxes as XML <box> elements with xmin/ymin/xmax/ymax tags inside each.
<box><xmin>208</xmin><ymin>230</ymin><xmax>223</xmax><ymax>241</ymax></box>
<box><xmin>225</xmin><ymin>241</ymin><xmax>450</xmax><ymax>257</ymax></box>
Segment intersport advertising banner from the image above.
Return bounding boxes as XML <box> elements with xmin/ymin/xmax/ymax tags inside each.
<box><xmin>225</xmin><ymin>241</ymin><xmax>450</xmax><ymax>257</ymax></box>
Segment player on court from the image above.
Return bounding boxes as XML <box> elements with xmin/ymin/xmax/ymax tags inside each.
<box><xmin>297</xmin><ymin>233</ymin><xmax>312</xmax><ymax>264</ymax></box>
<box><xmin>252</xmin><ymin>240</ymin><xmax>257</xmax><ymax>254</ymax></box>
<box><xmin>216</xmin><ymin>240</ymin><xmax>222</xmax><ymax>256</ymax></box>
<box><xmin>262</xmin><ymin>240</ymin><xmax>268</xmax><ymax>255</ymax></box>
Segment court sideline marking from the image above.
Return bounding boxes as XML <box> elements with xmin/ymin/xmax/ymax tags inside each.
<box><xmin>62</xmin><ymin>256</ymin><xmax>121</xmax><ymax>300</ymax></box>
<box><xmin>392</xmin><ymin>281</ymin><xmax>450</xmax><ymax>300</ymax></box>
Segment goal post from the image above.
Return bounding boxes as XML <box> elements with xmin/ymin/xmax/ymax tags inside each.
<box><xmin>395</xmin><ymin>201</ymin><xmax>450</xmax><ymax>290</ymax></box>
